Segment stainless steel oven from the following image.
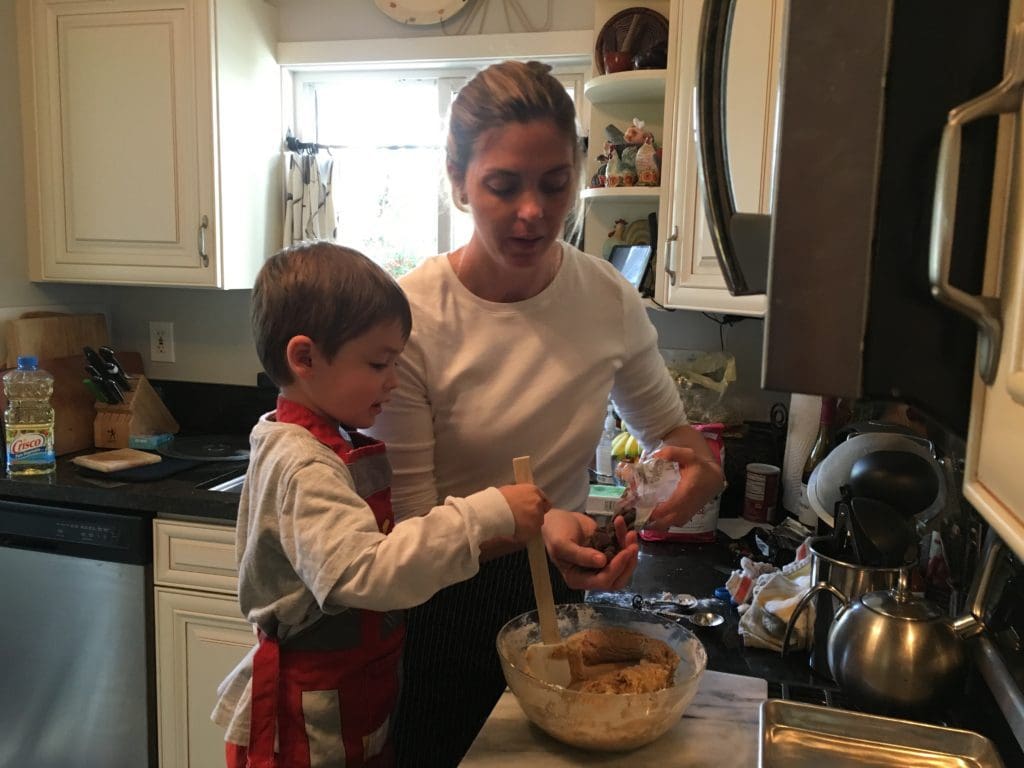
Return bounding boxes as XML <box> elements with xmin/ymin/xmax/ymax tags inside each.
<box><xmin>0</xmin><ymin>499</ymin><xmax>155</xmax><ymax>768</ymax></box>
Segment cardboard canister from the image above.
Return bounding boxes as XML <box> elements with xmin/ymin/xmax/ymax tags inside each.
<box><xmin>743</xmin><ymin>462</ymin><xmax>781</xmax><ymax>522</ymax></box>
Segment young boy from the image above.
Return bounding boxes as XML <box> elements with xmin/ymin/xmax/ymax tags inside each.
<box><xmin>211</xmin><ymin>241</ymin><xmax>549</xmax><ymax>768</ymax></box>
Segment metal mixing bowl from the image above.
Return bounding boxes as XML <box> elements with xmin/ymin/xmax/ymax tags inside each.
<box><xmin>496</xmin><ymin>603</ymin><xmax>707</xmax><ymax>751</ymax></box>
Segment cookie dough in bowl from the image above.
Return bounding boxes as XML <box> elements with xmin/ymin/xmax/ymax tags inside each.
<box><xmin>496</xmin><ymin>603</ymin><xmax>707</xmax><ymax>751</ymax></box>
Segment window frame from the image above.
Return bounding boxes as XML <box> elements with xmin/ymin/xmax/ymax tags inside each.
<box><xmin>283</xmin><ymin>42</ymin><xmax>589</xmax><ymax>264</ymax></box>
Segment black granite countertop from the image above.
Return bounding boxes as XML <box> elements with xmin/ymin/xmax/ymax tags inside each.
<box><xmin>593</xmin><ymin>536</ymin><xmax>826</xmax><ymax>689</ymax></box>
<box><xmin>0</xmin><ymin>450</ymin><xmax>244</xmax><ymax>523</ymax></box>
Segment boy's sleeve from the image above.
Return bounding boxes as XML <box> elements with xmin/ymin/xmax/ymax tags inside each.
<box><xmin>279</xmin><ymin>460</ymin><xmax>514</xmax><ymax>612</ymax></box>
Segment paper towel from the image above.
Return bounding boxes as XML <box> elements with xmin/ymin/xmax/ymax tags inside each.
<box><xmin>781</xmin><ymin>394</ymin><xmax>822</xmax><ymax>515</ymax></box>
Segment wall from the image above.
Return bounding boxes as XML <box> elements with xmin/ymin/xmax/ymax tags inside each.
<box><xmin>0</xmin><ymin>1</ymin><xmax>110</xmax><ymax>366</ymax></box>
<box><xmin>4</xmin><ymin>0</ymin><xmax>783</xmax><ymax>420</ymax></box>
<box><xmin>276</xmin><ymin>0</ymin><xmax>592</xmax><ymax>41</ymax></box>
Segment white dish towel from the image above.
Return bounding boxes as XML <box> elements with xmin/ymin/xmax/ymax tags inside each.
<box><xmin>728</xmin><ymin>540</ymin><xmax>815</xmax><ymax>652</ymax></box>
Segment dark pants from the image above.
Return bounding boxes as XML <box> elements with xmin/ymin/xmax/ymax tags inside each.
<box><xmin>392</xmin><ymin>549</ymin><xmax>581</xmax><ymax>767</ymax></box>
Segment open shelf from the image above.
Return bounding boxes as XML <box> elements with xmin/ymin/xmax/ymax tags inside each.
<box><xmin>584</xmin><ymin>70</ymin><xmax>667</xmax><ymax>105</ymax></box>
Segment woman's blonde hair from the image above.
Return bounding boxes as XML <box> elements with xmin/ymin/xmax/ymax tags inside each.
<box><xmin>446</xmin><ymin>60</ymin><xmax>585</xmax><ymax>237</ymax></box>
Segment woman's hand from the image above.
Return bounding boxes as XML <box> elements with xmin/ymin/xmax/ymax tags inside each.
<box><xmin>644</xmin><ymin>426</ymin><xmax>726</xmax><ymax>531</ymax></box>
<box><xmin>541</xmin><ymin>509</ymin><xmax>639</xmax><ymax>591</ymax></box>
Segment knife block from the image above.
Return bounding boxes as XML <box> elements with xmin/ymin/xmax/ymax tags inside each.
<box><xmin>93</xmin><ymin>375</ymin><xmax>179</xmax><ymax>449</ymax></box>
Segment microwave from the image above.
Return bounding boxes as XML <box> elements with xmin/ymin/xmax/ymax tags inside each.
<box><xmin>695</xmin><ymin>0</ymin><xmax>1014</xmax><ymax>437</ymax></box>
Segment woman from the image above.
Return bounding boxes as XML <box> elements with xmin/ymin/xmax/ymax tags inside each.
<box><xmin>368</xmin><ymin>60</ymin><xmax>724</xmax><ymax>766</ymax></box>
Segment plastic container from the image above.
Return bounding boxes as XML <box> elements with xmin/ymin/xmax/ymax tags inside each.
<box><xmin>594</xmin><ymin>404</ymin><xmax>617</xmax><ymax>483</ymax></box>
<box><xmin>3</xmin><ymin>356</ymin><xmax>56</xmax><ymax>476</ymax></box>
<box><xmin>640</xmin><ymin>423</ymin><xmax>725</xmax><ymax>543</ymax></box>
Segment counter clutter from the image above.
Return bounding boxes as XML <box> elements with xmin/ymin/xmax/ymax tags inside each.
<box><xmin>2</xmin><ymin>408</ymin><xmax>1022</xmax><ymax>764</ymax></box>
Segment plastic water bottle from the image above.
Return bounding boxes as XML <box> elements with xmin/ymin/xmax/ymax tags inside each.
<box><xmin>595</xmin><ymin>404</ymin><xmax>617</xmax><ymax>482</ymax></box>
<box><xmin>3</xmin><ymin>356</ymin><xmax>56</xmax><ymax>476</ymax></box>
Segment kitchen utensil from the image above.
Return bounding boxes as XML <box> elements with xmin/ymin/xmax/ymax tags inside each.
<box><xmin>86</xmin><ymin>363</ymin><xmax>124</xmax><ymax>404</ymax></box>
<box><xmin>631</xmin><ymin>595</ymin><xmax>726</xmax><ymax>630</ymax></box>
<box><xmin>594</xmin><ymin>7</ymin><xmax>669</xmax><ymax>75</ymax></box>
<box><xmin>846</xmin><ymin>496</ymin><xmax>919</xmax><ymax>567</ymax></box>
<box><xmin>97</xmin><ymin>346</ymin><xmax>133</xmax><ymax>391</ymax></box>
<box><xmin>93</xmin><ymin>375</ymin><xmax>180</xmax><ymax>450</ymax></box>
<box><xmin>759</xmin><ymin>699</ymin><xmax>1005</xmax><ymax>767</ymax></box>
<box><xmin>157</xmin><ymin>434</ymin><xmax>249</xmax><ymax>462</ymax></box>
<box><xmin>72</xmin><ymin>448</ymin><xmax>162</xmax><ymax>473</ymax></box>
<box><xmin>781</xmin><ymin>536</ymin><xmax>915</xmax><ymax>678</ymax></box>
<box><xmin>848</xmin><ymin>449</ymin><xmax>939</xmax><ymax>517</ymax></box>
<box><xmin>602</xmin><ymin>50</ymin><xmax>632</xmax><ymax>73</ymax></box>
<box><xmin>806</xmin><ymin>432</ymin><xmax>946</xmax><ymax>526</ymax></box>
<box><xmin>657</xmin><ymin>608</ymin><xmax>726</xmax><ymax>628</ymax></box>
<box><xmin>826</xmin><ymin>540</ymin><xmax>1004</xmax><ymax>712</ymax></box>
<box><xmin>513</xmin><ymin>455</ymin><xmax>572</xmax><ymax>688</ymax></box>
<box><xmin>496</xmin><ymin>602</ymin><xmax>707</xmax><ymax>751</ymax></box>
<box><xmin>3</xmin><ymin>312</ymin><xmax>108</xmax><ymax>368</ymax></box>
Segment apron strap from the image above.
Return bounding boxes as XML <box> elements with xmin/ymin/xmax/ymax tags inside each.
<box><xmin>248</xmin><ymin>630</ymin><xmax>280</xmax><ymax>768</ymax></box>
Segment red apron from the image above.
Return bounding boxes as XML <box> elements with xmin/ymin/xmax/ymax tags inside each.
<box><xmin>239</xmin><ymin>399</ymin><xmax>405</xmax><ymax>768</ymax></box>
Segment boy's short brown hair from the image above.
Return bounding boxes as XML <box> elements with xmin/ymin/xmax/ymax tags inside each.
<box><xmin>252</xmin><ymin>241</ymin><xmax>412</xmax><ymax>386</ymax></box>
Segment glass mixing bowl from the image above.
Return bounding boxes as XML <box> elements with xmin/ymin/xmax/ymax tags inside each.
<box><xmin>495</xmin><ymin>603</ymin><xmax>707</xmax><ymax>751</ymax></box>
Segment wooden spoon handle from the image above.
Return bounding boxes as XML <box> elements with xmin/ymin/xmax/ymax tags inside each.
<box><xmin>513</xmin><ymin>456</ymin><xmax>560</xmax><ymax>645</ymax></box>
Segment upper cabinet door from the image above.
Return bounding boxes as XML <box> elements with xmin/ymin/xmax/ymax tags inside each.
<box><xmin>964</xmin><ymin>18</ymin><xmax>1024</xmax><ymax>559</ymax></box>
<box><xmin>17</xmin><ymin>0</ymin><xmax>280</xmax><ymax>288</ymax></box>
<box><xmin>655</xmin><ymin>0</ymin><xmax>784</xmax><ymax>316</ymax></box>
<box><xmin>19</xmin><ymin>0</ymin><xmax>215</xmax><ymax>285</ymax></box>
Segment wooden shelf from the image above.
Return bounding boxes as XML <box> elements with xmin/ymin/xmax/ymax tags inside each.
<box><xmin>584</xmin><ymin>70</ymin><xmax>667</xmax><ymax>105</ymax></box>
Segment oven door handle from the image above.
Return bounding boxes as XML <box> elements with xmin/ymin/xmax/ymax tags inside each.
<box><xmin>695</xmin><ymin>0</ymin><xmax>771</xmax><ymax>296</ymax></box>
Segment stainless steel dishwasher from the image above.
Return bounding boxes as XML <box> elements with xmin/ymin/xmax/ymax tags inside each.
<box><xmin>0</xmin><ymin>498</ymin><xmax>155</xmax><ymax>768</ymax></box>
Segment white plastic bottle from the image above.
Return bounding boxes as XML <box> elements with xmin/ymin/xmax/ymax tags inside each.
<box><xmin>595</xmin><ymin>404</ymin><xmax>617</xmax><ymax>482</ymax></box>
<box><xmin>3</xmin><ymin>355</ymin><xmax>56</xmax><ymax>476</ymax></box>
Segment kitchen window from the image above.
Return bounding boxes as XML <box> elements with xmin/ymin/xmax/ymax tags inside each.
<box><xmin>290</xmin><ymin>63</ymin><xmax>584</xmax><ymax>277</ymax></box>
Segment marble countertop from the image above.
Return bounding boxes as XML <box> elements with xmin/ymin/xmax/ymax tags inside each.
<box><xmin>462</xmin><ymin>670</ymin><xmax>767</xmax><ymax>766</ymax></box>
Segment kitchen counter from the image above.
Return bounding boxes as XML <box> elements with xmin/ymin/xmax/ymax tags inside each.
<box><xmin>462</xmin><ymin>670</ymin><xmax>767</xmax><ymax>766</ymax></box>
<box><xmin>0</xmin><ymin>450</ymin><xmax>244</xmax><ymax>523</ymax></box>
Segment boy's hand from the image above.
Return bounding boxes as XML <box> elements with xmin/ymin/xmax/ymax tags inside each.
<box><xmin>498</xmin><ymin>484</ymin><xmax>551</xmax><ymax>543</ymax></box>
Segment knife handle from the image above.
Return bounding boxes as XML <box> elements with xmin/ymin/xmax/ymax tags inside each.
<box><xmin>97</xmin><ymin>346</ymin><xmax>132</xmax><ymax>390</ymax></box>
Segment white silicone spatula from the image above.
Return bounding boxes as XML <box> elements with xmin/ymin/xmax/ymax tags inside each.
<box><xmin>513</xmin><ymin>455</ymin><xmax>572</xmax><ymax>688</ymax></box>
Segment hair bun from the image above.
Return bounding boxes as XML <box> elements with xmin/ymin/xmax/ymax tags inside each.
<box><xmin>525</xmin><ymin>60</ymin><xmax>553</xmax><ymax>77</ymax></box>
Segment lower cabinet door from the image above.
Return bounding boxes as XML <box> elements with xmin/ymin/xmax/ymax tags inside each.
<box><xmin>156</xmin><ymin>587</ymin><xmax>254</xmax><ymax>768</ymax></box>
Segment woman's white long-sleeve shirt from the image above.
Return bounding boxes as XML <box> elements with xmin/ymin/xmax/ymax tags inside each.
<box><xmin>368</xmin><ymin>242</ymin><xmax>688</xmax><ymax>520</ymax></box>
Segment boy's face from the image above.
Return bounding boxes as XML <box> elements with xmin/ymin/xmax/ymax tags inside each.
<box><xmin>289</xmin><ymin>319</ymin><xmax>406</xmax><ymax>429</ymax></box>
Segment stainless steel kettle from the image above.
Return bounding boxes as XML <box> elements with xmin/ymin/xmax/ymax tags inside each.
<box><xmin>826</xmin><ymin>540</ymin><xmax>1004</xmax><ymax>712</ymax></box>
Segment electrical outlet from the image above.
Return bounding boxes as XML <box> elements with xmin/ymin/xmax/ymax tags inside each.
<box><xmin>149</xmin><ymin>321</ymin><xmax>176</xmax><ymax>363</ymax></box>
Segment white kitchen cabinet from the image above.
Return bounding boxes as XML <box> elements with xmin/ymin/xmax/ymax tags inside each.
<box><xmin>16</xmin><ymin>0</ymin><xmax>280</xmax><ymax>288</ymax></box>
<box><xmin>154</xmin><ymin>519</ymin><xmax>252</xmax><ymax>768</ymax></box>
<box><xmin>657</xmin><ymin>0</ymin><xmax>783</xmax><ymax>316</ymax></box>
<box><xmin>583</xmin><ymin>0</ymin><xmax>783</xmax><ymax>315</ymax></box>
<box><xmin>964</xmin><ymin>34</ymin><xmax>1024</xmax><ymax>561</ymax></box>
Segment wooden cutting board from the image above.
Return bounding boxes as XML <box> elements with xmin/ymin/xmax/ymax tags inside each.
<box><xmin>4</xmin><ymin>312</ymin><xmax>109</xmax><ymax>367</ymax></box>
<box><xmin>72</xmin><ymin>448</ymin><xmax>162</xmax><ymax>473</ymax></box>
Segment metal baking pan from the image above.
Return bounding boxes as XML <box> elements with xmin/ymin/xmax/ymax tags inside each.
<box><xmin>759</xmin><ymin>699</ymin><xmax>1005</xmax><ymax>767</ymax></box>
